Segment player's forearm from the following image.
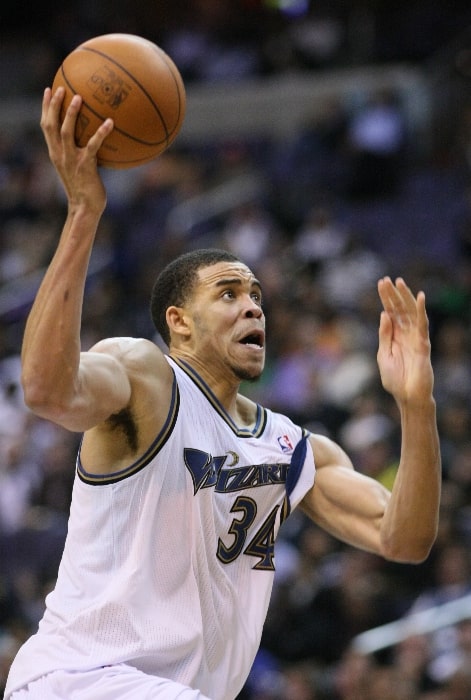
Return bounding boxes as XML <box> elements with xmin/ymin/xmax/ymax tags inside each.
<box><xmin>380</xmin><ymin>398</ymin><xmax>441</xmax><ymax>563</ymax></box>
<box><xmin>21</xmin><ymin>207</ymin><xmax>100</xmax><ymax>418</ymax></box>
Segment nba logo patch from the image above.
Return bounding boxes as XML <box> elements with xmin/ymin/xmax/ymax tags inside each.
<box><xmin>277</xmin><ymin>434</ymin><xmax>293</xmax><ymax>453</ymax></box>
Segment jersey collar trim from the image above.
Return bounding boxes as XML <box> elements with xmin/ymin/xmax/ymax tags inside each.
<box><xmin>169</xmin><ymin>356</ymin><xmax>267</xmax><ymax>438</ymax></box>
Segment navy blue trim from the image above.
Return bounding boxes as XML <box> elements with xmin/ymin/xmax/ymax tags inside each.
<box><xmin>285</xmin><ymin>434</ymin><xmax>308</xmax><ymax>514</ymax></box>
<box><xmin>169</xmin><ymin>356</ymin><xmax>267</xmax><ymax>438</ymax></box>
<box><xmin>77</xmin><ymin>373</ymin><xmax>180</xmax><ymax>485</ymax></box>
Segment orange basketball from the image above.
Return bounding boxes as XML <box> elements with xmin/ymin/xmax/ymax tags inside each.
<box><xmin>52</xmin><ymin>33</ymin><xmax>186</xmax><ymax>169</ymax></box>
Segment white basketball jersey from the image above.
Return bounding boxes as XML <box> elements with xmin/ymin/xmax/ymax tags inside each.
<box><xmin>5</xmin><ymin>356</ymin><xmax>315</xmax><ymax>700</ymax></box>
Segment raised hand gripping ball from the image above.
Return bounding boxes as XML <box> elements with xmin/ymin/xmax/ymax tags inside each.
<box><xmin>52</xmin><ymin>33</ymin><xmax>186</xmax><ymax>169</ymax></box>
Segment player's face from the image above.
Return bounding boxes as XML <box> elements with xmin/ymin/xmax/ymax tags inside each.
<box><xmin>189</xmin><ymin>262</ymin><xmax>266</xmax><ymax>381</ymax></box>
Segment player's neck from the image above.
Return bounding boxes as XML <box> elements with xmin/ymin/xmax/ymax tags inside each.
<box><xmin>170</xmin><ymin>350</ymin><xmax>244</xmax><ymax>420</ymax></box>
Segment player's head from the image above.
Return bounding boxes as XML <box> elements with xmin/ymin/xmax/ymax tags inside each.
<box><xmin>150</xmin><ymin>248</ymin><xmax>241</xmax><ymax>346</ymax></box>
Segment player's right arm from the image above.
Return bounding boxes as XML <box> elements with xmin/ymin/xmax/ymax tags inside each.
<box><xmin>21</xmin><ymin>87</ymin><xmax>129</xmax><ymax>432</ymax></box>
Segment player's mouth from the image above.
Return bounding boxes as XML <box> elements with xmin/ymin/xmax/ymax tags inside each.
<box><xmin>238</xmin><ymin>330</ymin><xmax>265</xmax><ymax>350</ymax></box>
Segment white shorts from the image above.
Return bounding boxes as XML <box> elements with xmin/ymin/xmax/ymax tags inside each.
<box><xmin>8</xmin><ymin>663</ymin><xmax>213</xmax><ymax>700</ymax></box>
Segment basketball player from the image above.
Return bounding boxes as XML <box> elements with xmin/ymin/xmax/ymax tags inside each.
<box><xmin>4</xmin><ymin>87</ymin><xmax>441</xmax><ymax>699</ymax></box>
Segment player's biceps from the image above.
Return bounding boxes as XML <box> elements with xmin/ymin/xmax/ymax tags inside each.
<box><xmin>302</xmin><ymin>468</ymin><xmax>388</xmax><ymax>527</ymax></box>
<box><xmin>300</xmin><ymin>478</ymin><xmax>346</xmax><ymax>531</ymax></box>
<box><xmin>78</xmin><ymin>352</ymin><xmax>132</xmax><ymax>413</ymax></box>
<box><xmin>301</xmin><ymin>479</ymin><xmax>386</xmax><ymax>553</ymax></box>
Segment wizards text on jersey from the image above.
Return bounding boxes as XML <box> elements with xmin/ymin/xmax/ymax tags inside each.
<box><xmin>184</xmin><ymin>448</ymin><xmax>289</xmax><ymax>496</ymax></box>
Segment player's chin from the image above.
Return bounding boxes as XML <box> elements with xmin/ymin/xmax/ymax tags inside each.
<box><xmin>232</xmin><ymin>359</ymin><xmax>265</xmax><ymax>383</ymax></box>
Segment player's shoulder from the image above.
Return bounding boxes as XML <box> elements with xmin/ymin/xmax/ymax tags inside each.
<box><xmin>89</xmin><ymin>336</ymin><xmax>161</xmax><ymax>358</ymax></box>
<box><xmin>88</xmin><ymin>336</ymin><xmax>172</xmax><ymax>376</ymax></box>
<box><xmin>308</xmin><ymin>432</ymin><xmax>354</xmax><ymax>471</ymax></box>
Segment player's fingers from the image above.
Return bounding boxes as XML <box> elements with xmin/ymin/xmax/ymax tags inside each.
<box><xmin>83</xmin><ymin>118</ymin><xmax>114</xmax><ymax>158</ymax></box>
<box><xmin>40</xmin><ymin>89</ymin><xmax>51</xmax><ymax>135</ymax></box>
<box><xmin>415</xmin><ymin>290</ymin><xmax>430</xmax><ymax>337</ymax></box>
<box><xmin>378</xmin><ymin>276</ymin><xmax>402</xmax><ymax>315</ymax></box>
<box><xmin>379</xmin><ymin>277</ymin><xmax>417</xmax><ymax>319</ymax></box>
<box><xmin>394</xmin><ymin>277</ymin><xmax>419</xmax><ymax>315</ymax></box>
<box><xmin>377</xmin><ymin>276</ymin><xmax>391</xmax><ymax>304</ymax></box>
<box><xmin>378</xmin><ymin>277</ymin><xmax>414</xmax><ymax>332</ymax></box>
<box><xmin>40</xmin><ymin>86</ymin><xmax>62</xmax><ymax>135</ymax></box>
<box><xmin>378</xmin><ymin>309</ymin><xmax>393</xmax><ymax>346</ymax></box>
<box><xmin>60</xmin><ymin>94</ymin><xmax>82</xmax><ymax>144</ymax></box>
<box><xmin>40</xmin><ymin>87</ymin><xmax>52</xmax><ymax>118</ymax></box>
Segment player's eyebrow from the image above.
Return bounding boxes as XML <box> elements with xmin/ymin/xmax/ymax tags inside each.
<box><xmin>215</xmin><ymin>277</ymin><xmax>262</xmax><ymax>291</ymax></box>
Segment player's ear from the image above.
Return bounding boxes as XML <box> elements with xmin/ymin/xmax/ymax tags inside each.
<box><xmin>166</xmin><ymin>306</ymin><xmax>191</xmax><ymax>341</ymax></box>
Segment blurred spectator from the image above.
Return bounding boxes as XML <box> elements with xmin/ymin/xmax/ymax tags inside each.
<box><xmin>269</xmin><ymin>100</ymin><xmax>350</xmax><ymax>224</ymax></box>
<box><xmin>331</xmin><ymin>647</ymin><xmax>374</xmax><ymax>699</ymax></box>
<box><xmin>433</xmin><ymin>319</ymin><xmax>471</xmax><ymax>405</ymax></box>
<box><xmin>366</xmin><ymin>662</ymin><xmax>418</xmax><ymax>700</ymax></box>
<box><xmin>339</xmin><ymin>409</ymin><xmax>397</xmax><ymax>489</ymax></box>
<box><xmin>287</xmin><ymin>8</ymin><xmax>345</xmax><ymax>70</ymax></box>
<box><xmin>453</xmin><ymin>102</ymin><xmax>471</xmax><ymax>177</ymax></box>
<box><xmin>261</xmin><ymin>308</ymin><xmax>327</xmax><ymax>424</ymax></box>
<box><xmin>262</xmin><ymin>547</ymin><xmax>398</xmax><ymax>667</ymax></box>
<box><xmin>447</xmin><ymin>442</ymin><xmax>471</xmax><ymax>507</ymax></box>
<box><xmin>427</xmin><ymin>619</ymin><xmax>471</xmax><ymax>692</ymax></box>
<box><xmin>316</xmin><ymin>233</ymin><xmax>387</xmax><ymax>311</ymax></box>
<box><xmin>222</xmin><ymin>201</ymin><xmax>278</xmax><ymax>267</ymax></box>
<box><xmin>406</xmin><ymin>542</ymin><xmax>471</xmax><ymax>685</ymax></box>
<box><xmin>292</xmin><ymin>204</ymin><xmax>349</xmax><ymax>273</ymax></box>
<box><xmin>161</xmin><ymin>0</ymin><xmax>262</xmax><ymax>83</ymax></box>
<box><xmin>0</xmin><ymin>434</ymin><xmax>41</xmax><ymax>535</ymax></box>
<box><xmin>393</xmin><ymin>634</ymin><xmax>438</xmax><ymax>696</ymax></box>
<box><xmin>281</xmin><ymin>662</ymin><xmax>319</xmax><ymax>699</ymax></box>
<box><xmin>345</xmin><ymin>89</ymin><xmax>407</xmax><ymax>199</ymax></box>
<box><xmin>437</xmin><ymin>396</ymin><xmax>471</xmax><ymax>478</ymax></box>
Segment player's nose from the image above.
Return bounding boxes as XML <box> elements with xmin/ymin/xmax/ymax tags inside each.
<box><xmin>243</xmin><ymin>297</ymin><xmax>263</xmax><ymax>319</ymax></box>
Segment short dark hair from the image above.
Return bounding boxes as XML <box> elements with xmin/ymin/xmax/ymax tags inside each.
<box><xmin>150</xmin><ymin>248</ymin><xmax>241</xmax><ymax>346</ymax></box>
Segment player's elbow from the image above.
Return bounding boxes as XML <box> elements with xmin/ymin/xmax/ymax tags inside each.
<box><xmin>379</xmin><ymin>499</ymin><xmax>440</xmax><ymax>564</ymax></box>
<box><xmin>22</xmin><ymin>386</ymin><xmax>64</xmax><ymax>423</ymax></box>
<box><xmin>381</xmin><ymin>528</ymin><xmax>437</xmax><ymax>564</ymax></box>
<box><xmin>22</xmin><ymin>374</ymin><xmax>50</xmax><ymax>413</ymax></box>
<box><xmin>384</xmin><ymin>544</ymin><xmax>433</xmax><ymax>565</ymax></box>
<box><xmin>22</xmin><ymin>371</ymin><xmax>73</xmax><ymax>423</ymax></box>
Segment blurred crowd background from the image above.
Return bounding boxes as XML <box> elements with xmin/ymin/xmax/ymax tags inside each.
<box><xmin>2</xmin><ymin>1</ymin><xmax>471</xmax><ymax>699</ymax></box>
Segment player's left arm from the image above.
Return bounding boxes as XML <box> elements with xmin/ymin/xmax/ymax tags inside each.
<box><xmin>301</xmin><ymin>277</ymin><xmax>441</xmax><ymax>564</ymax></box>
<box><xmin>300</xmin><ymin>435</ymin><xmax>394</xmax><ymax>557</ymax></box>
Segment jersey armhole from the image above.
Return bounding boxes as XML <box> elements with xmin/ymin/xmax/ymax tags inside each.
<box><xmin>77</xmin><ymin>373</ymin><xmax>180</xmax><ymax>485</ymax></box>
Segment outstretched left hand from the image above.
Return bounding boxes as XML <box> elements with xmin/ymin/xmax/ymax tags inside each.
<box><xmin>377</xmin><ymin>276</ymin><xmax>434</xmax><ymax>405</ymax></box>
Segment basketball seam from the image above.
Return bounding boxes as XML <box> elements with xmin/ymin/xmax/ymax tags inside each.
<box><xmin>64</xmin><ymin>47</ymin><xmax>181</xmax><ymax>146</ymax></box>
<box><xmin>79</xmin><ymin>46</ymin><xmax>171</xmax><ymax>142</ymax></box>
<box><xmin>59</xmin><ymin>66</ymin><xmax>169</xmax><ymax>151</ymax></box>
<box><xmin>152</xmin><ymin>46</ymin><xmax>185</xmax><ymax>140</ymax></box>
